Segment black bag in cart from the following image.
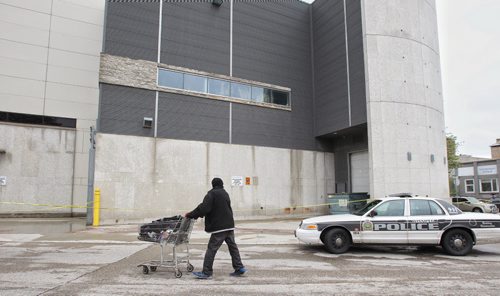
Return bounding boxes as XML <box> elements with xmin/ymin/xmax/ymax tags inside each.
<box><xmin>138</xmin><ymin>215</ymin><xmax>182</xmax><ymax>242</ymax></box>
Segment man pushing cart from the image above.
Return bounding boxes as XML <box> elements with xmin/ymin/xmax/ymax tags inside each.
<box><xmin>185</xmin><ymin>177</ymin><xmax>247</xmax><ymax>279</ymax></box>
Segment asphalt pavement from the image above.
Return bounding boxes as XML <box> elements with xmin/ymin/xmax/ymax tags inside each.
<box><xmin>2</xmin><ymin>218</ymin><xmax>500</xmax><ymax>295</ymax></box>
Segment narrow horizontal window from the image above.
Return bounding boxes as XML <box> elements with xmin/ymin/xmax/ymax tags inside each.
<box><xmin>158</xmin><ymin>69</ymin><xmax>183</xmax><ymax>89</ymax></box>
<box><xmin>230</xmin><ymin>82</ymin><xmax>251</xmax><ymax>100</ymax></box>
<box><xmin>270</xmin><ymin>89</ymin><xmax>289</xmax><ymax>106</ymax></box>
<box><xmin>184</xmin><ymin>73</ymin><xmax>207</xmax><ymax>93</ymax></box>
<box><xmin>0</xmin><ymin>111</ymin><xmax>76</xmax><ymax>128</ymax></box>
<box><xmin>251</xmin><ymin>86</ymin><xmax>270</xmax><ymax>103</ymax></box>
<box><xmin>208</xmin><ymin>78</ymin><xmax>230</xmax><ymax>97</ymax></box>
<box><xmin>157</xmin><ymin>67</ymin><xmax>291</xmax><ymax>108</ymax></box>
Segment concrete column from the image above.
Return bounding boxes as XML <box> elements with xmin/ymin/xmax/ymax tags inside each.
<box><xmin>361</xmin><ymin>0</ymin><xmax>449</xmax><ymax>198</ymax></box>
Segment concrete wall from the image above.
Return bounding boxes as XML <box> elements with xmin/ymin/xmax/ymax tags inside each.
<box><xmin>0</xmin><ymin>124</ymin><xmax>75</xmax><ymax>215</ymax></box>
<box><xmin>94</xmin><ymin>133</ymin><xmax>334</xmax><ymax>224</ymax></box>
<box><xmin>0</xmin><ymin>0</ymin><xmax>105</xmax><ymax>213</ymax></box>
<box><xmin>361</xmin><ymin>0</ymin><xmax>449</xmax><ymax>198</ymax></box>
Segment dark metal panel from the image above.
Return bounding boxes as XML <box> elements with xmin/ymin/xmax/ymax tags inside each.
<box><xmin>232</xmin><ymin>104</ymin><xmax>293</xmax><ymax>149</ymax></box>
<box><xmin>346</xmin><ymin>0</ymin><xmax>367</xmax><ymax>126</ymax></box>
<box><xmin>157</xmin><ymin>93</ymin><xmax>230</xmax><ymax>143</ymax></box>
<box><xmin>232</xmin><ymin>1</ymin><xmax>316</xmax><ymax>150</ymax></box>
<box><xmin>160</xmin><ymin>2</ymin><xmax>230</xmax><ymax>75</ymax></box>
<box><xmin>98</xmin><ymin>84</ymin><xmax>155</xmax><ymax>137</ymax></box>
<box><xmin>312</xmin><ymin>0</ymin><xmax>349</xmax><ymax>136</ymax></box>
<box><xmin>104</xmin><ymin>2</ymin><xmax>159</xmax><ymax>61</ymax></box>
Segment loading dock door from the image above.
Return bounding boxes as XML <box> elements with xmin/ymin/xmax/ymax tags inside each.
<box><xmin>350</xmin><ymin>151</ymin><xmax>369</xmax><ymax>193</ymax></box>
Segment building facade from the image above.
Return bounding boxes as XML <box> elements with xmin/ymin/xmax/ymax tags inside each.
<box><xmin>455</xmin><ymin>139</ymin><xmax>500</xmax><ymax>199</ymax></box>
<box><xmin>0</xmin><ymin>0</ymin><xmax>448</xmax><ymax>223</ymax></box>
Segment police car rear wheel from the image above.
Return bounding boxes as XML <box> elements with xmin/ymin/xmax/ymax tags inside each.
<box><xmin>442</xmin><ymin>229</ymin><xmax>473</xmax><ymax>256</ymax></box>
<box><xmin>324</xmin><ymin>228</ymin><xmax>351</xmax><ymax>254</ymax></box>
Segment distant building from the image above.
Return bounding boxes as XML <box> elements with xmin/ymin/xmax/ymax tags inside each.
<box><xmin>454</xmin><ymin>139</ymin><xmax>500</xmax><ymax>199</ymax></box>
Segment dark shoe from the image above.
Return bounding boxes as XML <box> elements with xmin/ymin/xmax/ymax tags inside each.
<box><xmin>192</xmin><ymin>271</ymin><xmax>212</xmax><ymax>279</ymax></box>
<box><xmin>229</xmin><ymin>267</ymin><xmax>247</xmax><ymax>276</ymax></box>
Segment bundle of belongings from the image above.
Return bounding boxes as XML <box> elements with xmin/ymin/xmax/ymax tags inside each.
<box><xmin>137</xmin><ymin>215</ymin><xmax>183</xmax><ymax>242</ymax></box>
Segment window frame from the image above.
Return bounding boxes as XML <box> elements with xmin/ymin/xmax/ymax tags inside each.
<box><xmin>465</xmin><ymin>179</ymin><xmax>475</xmax><ymax>193</ymax></box>
<box><xmin>372</xmin><ymin>200</ymin><xmax>406</xmax><ymax>217</ymax></box>
<box><xmin>409</xmin><ymin>199</ymin><xmax>445</xmax><ymax>216</ymax></box>
<box><xmin>157</xmin><ymin>67</ymin><xmax>291</xmax><ymax>109</ymax></box>
<box><xmin>480</xmin><ymin>178</ymin><xmax>499</xmax><ymax>193</ymax></box>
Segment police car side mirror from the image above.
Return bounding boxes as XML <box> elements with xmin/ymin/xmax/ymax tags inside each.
<box><xmin>369</xmin><ymin>210</ymin><xmax>377</xmax><ymax>217</ymax></box>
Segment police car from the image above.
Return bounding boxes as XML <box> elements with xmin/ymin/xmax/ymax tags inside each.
<box><xmin>295</xmin><ymin>196</ymin><xmax>500</xmax><ymax>256</ymax></box>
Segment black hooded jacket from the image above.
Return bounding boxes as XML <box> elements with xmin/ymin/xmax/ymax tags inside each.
<box><xmin>186</xmin><ymin>185</ymin><xmax>235</xmax><ymax>233</ymax></box>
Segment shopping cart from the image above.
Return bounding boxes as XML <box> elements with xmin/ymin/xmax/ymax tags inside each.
<box><xmin>137</xmin><ymin>216</ymin><xmax>195</xmax><ymax>278</ymax></box>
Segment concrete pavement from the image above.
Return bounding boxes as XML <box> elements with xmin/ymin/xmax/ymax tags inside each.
<box><xmin>2</xmin><ymin>218</ymin><xmax>500</xmax><ymax>295</ymax></box>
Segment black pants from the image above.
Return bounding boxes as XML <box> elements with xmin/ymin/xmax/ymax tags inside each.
<box><xmin>202</xmin><ymin>230</ymin><xmax>244</xmax><ymax>275</ymax></box>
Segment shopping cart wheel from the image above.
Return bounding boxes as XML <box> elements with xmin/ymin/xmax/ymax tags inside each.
<box><xmin>150</xmin><ymin>266</ymin><xmax>157</xmax><ymax>272</ymax></box>
<box><xmin>175</xmin><ymin>270</ymin><xmax>182</xmax><ymax>278</ymax></box>
<box><xmin>187</xmin><ymin>263</ymin><xmax>194</xmax><ymax>272</ymax></box>
<box><xmin>142</xmin><ymin>266</ymin><xmax>149</xmax><ymax>275</ymax></box>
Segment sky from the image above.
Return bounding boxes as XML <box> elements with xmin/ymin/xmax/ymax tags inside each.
<box><xmin>436</xmin><ymin>0</ymin><xmax>500</xmax><ymax>158</ymax></box>
<box><xmin>302</xmin><ymin>0</ymin><xmax>499</xmax><ymax>158</ymax></box>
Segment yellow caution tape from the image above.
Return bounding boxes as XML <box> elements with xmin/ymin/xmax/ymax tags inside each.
<box><xmin>0</xmin><ymin>198</ymin><xmax>371</xmax><ymax>213</ymax></box>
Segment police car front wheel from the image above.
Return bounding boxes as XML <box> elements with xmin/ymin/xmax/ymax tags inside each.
<box><xmin>441</xmin><ymin>229</ymin><xmax>473</xmax><ymax>256</ymax></box>
<box><xmin>324</xmin><ymin>228</ymin><xmax>351</xmax><ymax>254</ymax></box>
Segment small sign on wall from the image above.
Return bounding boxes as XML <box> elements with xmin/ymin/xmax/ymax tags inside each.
<box><xmin>0</xmin><ymin>176</ymin><xmax>6</xmax><ymax>186</ymax></box>
<box><xmin>245</xmin><ymin>177</ymin><xmax>251</xmax><ymax>185</ymax></box>
<box><xmin>338</xmin><ymin>199</ymin><xmax>348</xmax><ymax>207</ymax></box>
<box><xmin>231</xmin><ymin>176</ymin><xmax>243</xmax><ymax>187</ymax></box>
<box><xmin>478</xmin><ymin>165</ymin><xmax>497</xmax><ymax>175</ymax></box>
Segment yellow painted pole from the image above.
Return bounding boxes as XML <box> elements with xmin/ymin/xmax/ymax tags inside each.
<box><xmin>93</xmin><ymin>188</ymin><xmax>100</xmax><ymax>227</ymax></box>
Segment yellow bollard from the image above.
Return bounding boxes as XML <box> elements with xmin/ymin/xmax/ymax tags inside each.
<box><xmin>93</xmin><ymin>188</ymin><xmax>100</xmax><ymax>227</ymax></box>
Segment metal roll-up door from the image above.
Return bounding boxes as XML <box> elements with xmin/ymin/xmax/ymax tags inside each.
<box><xmin>350</xmin><ymin>151</ymin><xmax>369</xmax><ymax>193</ymax></box>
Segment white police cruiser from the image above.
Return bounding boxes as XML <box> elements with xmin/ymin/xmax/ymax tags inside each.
<box><xmin>295</xmin><ymin>196</ymin><xmax>500</xmax><ymax>256</ymax></box>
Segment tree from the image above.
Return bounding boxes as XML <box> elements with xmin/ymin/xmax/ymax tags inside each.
<box><xmin>447</xmin><ymin>133</ymin><xmax>460</xmax><ymax>195</ymax></box>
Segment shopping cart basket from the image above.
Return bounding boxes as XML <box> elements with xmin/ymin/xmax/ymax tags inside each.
<box><xmin>137</xmin><ymin>216</ymin><xmax>195</xmax><ymax>278</ymax></box>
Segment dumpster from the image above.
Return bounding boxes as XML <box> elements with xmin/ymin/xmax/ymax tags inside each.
<box><xmin>328</xmin><ymin>193</ymin><xmax>368</xmax><ymax>215</ymax></box>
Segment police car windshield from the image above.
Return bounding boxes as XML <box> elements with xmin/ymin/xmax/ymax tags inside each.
<box><xmin>436</xmin><ymin>199</ymin><xmax>462</xmax><ymax>215</ymax></box>
<box><xmin>353</xmin><ymin>200</ymin><xmax>382</xmax><ymax>216</ymax></box>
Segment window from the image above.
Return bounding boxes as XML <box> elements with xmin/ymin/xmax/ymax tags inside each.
<box><xmin>251</xmin><ymin>86</ymin><xmax>268</xmax><ymax>103</ymax></box>
<box><xmin>157</xmin><ymin>68</ymin><xmax>290</xmax><ymax>107</ymax></box>
<box><xmin>480</xmin><ymin>179</ymin><xmax>499</xmax><ymax>193</ymax></box>
<box><xmin>0</xmin><ymin>111</ymin><xmax>76</xmax><ymax>128</ymax></box>
<box><xmin>208</xmin><ymin>78</ymin><xmax>230</xmax><ymax>97</ymax></box>
<box><xmin>230</xmin><ymin>82</ymin><xmax>251</xmax><ymax>100</ymax></box>
<box><xmin>410</xmin><ymin>200</ymin><xmax>444</xmax><ymax>216</ymax></box>
<box><xmin>270</xmin><ymin>89</ymin><xmax>289</xmax><ymax>106</ymax></box>
<box><xmin>373</xmin><ymin>200</ymin><xmax>405</xmax><ymax>216</ymax></box>
<box><xmin>465</xmin><ymin>179</ymin><xmax>474</xmax><ymax>193</ymax></box>
<box><xmin>436</xmin><ymin>199</ymin><xmax>462</xmax><ymax>215</ymax></box>
<box><xmin>158</xmin><ymin>69</ymin><xmax>183</xmax><ymax>89</ymax></box>
<box><xmin>184</xmin><ymin>74</ymin><xmax>207</xmax><ymax>93</ymax></box>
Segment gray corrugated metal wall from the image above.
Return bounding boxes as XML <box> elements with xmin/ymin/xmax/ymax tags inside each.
<box><xmin>100</xmin><ymin>0</ymin><xmax>367</xmax><ymax>153</ymax></box>
<box><xmin>157</xmin><ymin>93</ymin><xmax>230</xmax><ymax>143</ymax></box>
<box><xmin>160</xmin><ymin>2</ymin><xmax>230</xmax><ymax>75</ymax></box>
<box><xmin>232</xmin><ymin>1</ymin><xmax>315</xmax><ymax>150</ymax></box>
<box><xmin>99</xmin><ymin>84</ymin><xmax>155</xmax><ymax>137</ymax></box>
<box><xmin>346</xmin><ymin>0</ymin><xmax>367</xmax><ymax>126</ymax></box>
<box><xmin>312</xmin><ymin>0</ymin><xmax>367</xmax><ymax>136</ymax></box>
<box><xmin>104</xmin><ymin>2</ymin><xmax>159</xmax><ymax>62</ymax></box>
